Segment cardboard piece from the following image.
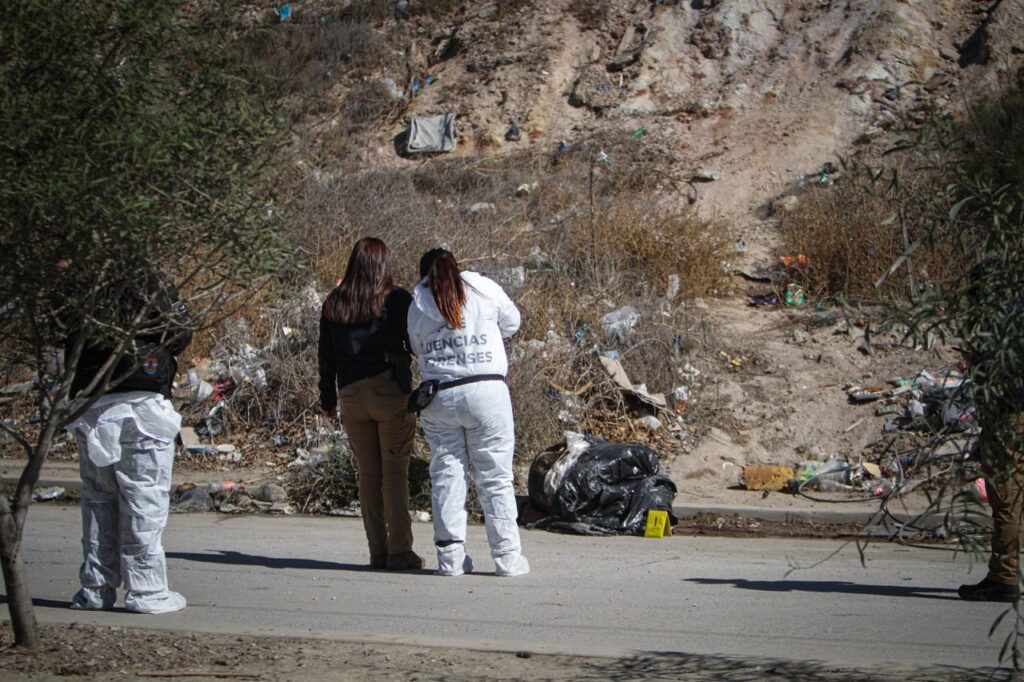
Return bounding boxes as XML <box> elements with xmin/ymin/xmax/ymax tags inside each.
<box><xmin>598</xmin><ymin>356</ymin><xmax>666</xmax><ymax>409</ymax></box>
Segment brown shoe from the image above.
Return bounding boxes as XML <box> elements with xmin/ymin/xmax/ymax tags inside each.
<box><xmin>370</xmin><ymin>554</ymin><xmax>387</xmax><ymax>569</ymax></box>
<box><xmin>386</xmin><ymin>551</ymin><xmax>425</xmax><ymax>571</ymax></box>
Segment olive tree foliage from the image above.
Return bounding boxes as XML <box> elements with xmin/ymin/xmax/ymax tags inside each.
<box><xmin>0</xmin><ymin>1</ymin><xmax>285</xmax><ymax>646</ymax></box>
<box><xmin>884</xmin><ymin>84</ymin><xmax>1024</xmax><ymax>665</ymax></box>
<box><xmin>899</xmin><ymin>87</ymin><xmax>1024</xmax><ymax>422</ymax></box>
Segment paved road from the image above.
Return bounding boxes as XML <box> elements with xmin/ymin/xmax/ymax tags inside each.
<box><xmin>11</xmin><ymin>506</ymin><xmax>1008</xmax><ymax>671</ymax></box>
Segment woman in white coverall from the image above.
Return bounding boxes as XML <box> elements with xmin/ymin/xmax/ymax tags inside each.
<box><xmin>407</xmin><ymin>248</ymin><xmax>530</xmax><ymax>577</ymax></box>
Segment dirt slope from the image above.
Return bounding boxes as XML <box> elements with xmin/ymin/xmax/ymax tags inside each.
<box><xmin>299</xmin><ymin>0</ymin><xmax>1022</xmax><ymax>494</ymax></box>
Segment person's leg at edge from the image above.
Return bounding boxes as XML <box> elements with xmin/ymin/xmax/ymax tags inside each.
<box><xmin>464</xmin><ymin>382</ymin><xmax>529</xmax><ymax>577</ymax></box>
<box><xmin>116</xmin><ymin>421</ymin><xmax>184</xmax><ymax>614</ymax></box>
<box><xmin>961</xmin><ymin>413</ymin><xmax>1024</xmax><ymax>602</ymax></box>
<box><xmin>423</xmin><ymin>404</ymin><xmax>473</xmax><ymax>576</ymax></box>
<box><xmin>72</xmin><ymin>431</ymin><xmax>119</xmax><ymax>610</ymax></box>
<box><xmin>341</xmin><ymin>380</ymin><xmax>388</xmax><ymax>568</ymax></box>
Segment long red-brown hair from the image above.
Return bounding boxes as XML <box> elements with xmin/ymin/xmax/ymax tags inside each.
<box><xmin>323</xmin><ymin>237</ymin><xmax>394</xmax><ymax>325</ymax></box>
<box><xmin>420</xmin><ymin>248</ymin><xmax>466</xmax><ymax>329</ymax></box>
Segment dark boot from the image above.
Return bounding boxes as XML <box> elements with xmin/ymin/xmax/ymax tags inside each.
<box><xmin>386</xmin><ymin>551</ymin><xmax>425</xmax><ymax>571</ymax></box>
<box><xmin>958</xmin><ymin>577</ymin><xmax>1020</xmax><ymax>602</ymax></box>
<box><xmin>369</xmin><ymin>554</ymin><xmax>387</xmax><ymax>569</ymax></box>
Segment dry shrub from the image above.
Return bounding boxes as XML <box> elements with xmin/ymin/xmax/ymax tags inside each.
<box><xmin>286</xmin><ymin>439</ymin><xmax>432</xmax><ymax>513</ymax></box>
<box><xmin>778</xmin><ymin>180</ymin><xmax>958</xmax><ymax>303</ymax></box>
<box><xmin>238</xmin><ymin>13</ymin><xmax>388</xmax><ymax>102</ymax></box>
<box><xmin>339</xmin><ymin>80</ymin><xmax>406</xmax><ymax>135</ymax></box>
<box><xmin>563</xmin><ymin>199</ymin><xmax>729</xmax><ymax>298</ymax></box>
<box><xmin>570</xmin><ymin>0</ymin><xmax>610</xmax><ymax>31</ymax></box>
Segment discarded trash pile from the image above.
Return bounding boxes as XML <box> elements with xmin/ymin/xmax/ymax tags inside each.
<box><xmin>742</xmin><ymin>365</ymin><xmax>979</xmax><ymax>504</ymax></box>
<box><xmin>170</xmin><ymin>435</ymin><xmax>432</xmax><ymax>518</ymax></box>
<box><xmin>173</xmin><ymin>287</ymin><xmax>327</xmax><ymax>469</ymax></box>
<box><xmin>171</xmin><ymin>479</ymin><xmax>294</xmax><ymax>515</ymax></box>
<box><xmin>525</xmin><ymin>432</ymin><xmax>677</xmax><ymax>536</ymax></box>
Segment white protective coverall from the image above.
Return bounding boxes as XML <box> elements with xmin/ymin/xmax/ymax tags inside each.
<box><xmin>408</xmin><ymin>271</ymin><xmax>530</xmax><ymax>576</ymax></box>
<box><xmin>65</xmin><ymin>391</ymin><xmax>186</xmax><ymax>613</ymax></box>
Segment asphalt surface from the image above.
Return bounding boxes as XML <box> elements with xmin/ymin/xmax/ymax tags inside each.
<box><xmin>12</xmin><ymin>504</ymin><xmax>1009</xmax><ymax>672</ymax></box>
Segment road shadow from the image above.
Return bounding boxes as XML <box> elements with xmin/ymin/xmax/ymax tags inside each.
<box><xmin>576</xmin><ymin>650</ymin><xmax>1010</xmax><ymax>681</ymax></box>
<box><xmin>0</xmin><ymin>596</ymin><xmax>72</xmax><ymax>609</ymax></box>
<box><xmin>686</xmin><ymin>577</ymin><xmax>960</xmax><ymax>601</ymax></box>
<box><xmin>166</xmin><ymin>550</ymin><xmax>430</xmax><ymax>574</ymax></box>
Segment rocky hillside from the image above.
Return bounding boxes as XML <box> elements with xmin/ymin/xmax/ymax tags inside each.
<box><xmin>248</xmin><ymin>0</ymin><xmax>1024</xmax><ymax>496</ymax></box>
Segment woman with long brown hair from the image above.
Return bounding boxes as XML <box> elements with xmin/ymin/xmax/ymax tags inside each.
<box><xmin>407</xmin><ymin>248</ymin><xmax>530</xmax><ymax>577</ymax></box>
<box><xmin>318</xmin><ymin>237</ymin><xmax>423</xmax><ymax>570</ymax></box>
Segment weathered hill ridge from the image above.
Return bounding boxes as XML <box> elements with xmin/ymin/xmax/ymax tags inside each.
<box><xmin>314</xmin><ymin>0</ymin><xmax>1023</xmax><ymax>220</ymax></box>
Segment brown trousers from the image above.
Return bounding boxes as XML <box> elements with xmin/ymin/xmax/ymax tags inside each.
<box><xmin>983</xmin><ymin>413</ymin><xmax>1024</xmax><ymax>586</ymax></box>
<box><xmin>338</xmin><ymin>370</ymin><xmax>416</xmax><ymax>556</ymax></box>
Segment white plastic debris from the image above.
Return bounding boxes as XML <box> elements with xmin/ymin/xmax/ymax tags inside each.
<box><xmin>33</xmin><ymin>486</ymin><xmax>66</xmax><ymax>502</ymax></box>
<box><xmin>600</xmin><ymin>306</ymin><xmax>639</xmax><ymax>344</ymax></box>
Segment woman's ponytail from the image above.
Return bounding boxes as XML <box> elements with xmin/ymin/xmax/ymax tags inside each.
<box><xmin>420</xmin><ymin>249</ymin><xmax>466</xmax><ymax>329</ymax></box>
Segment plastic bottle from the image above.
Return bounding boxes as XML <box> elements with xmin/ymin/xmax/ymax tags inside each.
<box><xmin>206</xmin><ymin>481</ymin><xmax>237</xmax><ymax>495</ymax></box>
<box><xmin>811</xmin><ymin>455</ymin><xmax>852</xmax><ymax>490</ymax></box>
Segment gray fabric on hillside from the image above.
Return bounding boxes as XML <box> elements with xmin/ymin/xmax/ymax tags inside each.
<box><xmin>405</xmin><ymin>114</ymin><xmax>457</xmax><ymax>154</ymax></box>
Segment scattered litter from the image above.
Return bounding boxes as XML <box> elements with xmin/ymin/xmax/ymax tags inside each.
<box><xmin>411</xmin><ymin>510</ymin><xmax>431</xmax><ymax>522</ymax></box>
<box><xmin>506</xmin><ymin>124</ymin><xmax>521</xmax><ymax>142</ymax></box>
<box><xmin>32</xmin><ymin>486</ymin><xmax>66</xmax><ymax>502</ymax></box>
<box><xmin>600</xmin><ymin>306</ymin><xmax>639</xmax><ymax>344</ymax></box>
<box><xmin>719</xmin><ymin>351</ymin><xmax>744</xmax><ymax>368</ymax></box>
<box><xmin>780</xmin><ymin>254</ymin><xmax>811</xmax><ymax>269</ymax></box>
<box><xmin>668</xmin><ymin>385</ymin><xmax>691</xmax><ymax>412</ymax></box>
<box><xmin>692</xmin><ymin>168</ymin><xmax>719</xmax><ymax>182</ymax></box>
<box><xmin>784</xmin><ymin>283</ymin><xmax>806</xmax><ymax>306</ymax></box>
<box><xmin>170</xmin><ymin>484</ymin><xmax>214</xmax><ymax>513</ymax></box>
<box><xmin>206</xmin><ymin>481</ymin><xmax>237</xmax><ymax>495</ymax></box>
<box><xmin>276</xmin><ymin>3</ymin><xmax>291</xmax><ymax>21</ymax></box>
<box><xmin>468</xmin><ymin>202</ymin><xmax>496</xmax><ymax>213</ymax></box>
<box><xmin>636</xmin><ymin>415</ymin><xmax>662</xmax><ymax>432</ymax></box>
<box><xmin>631</xmin><ymin>126</ymin><xmax>647</xmax><ymax>138</ymax></box>
<box><xmin>974</xmin><ymin>477</ymin><xmax>988</xmax><ymax>502</ymax></box>
<box><xmin>403</xmin><ymin>113</ymin><xmax>457</xmax><ymax>154</ymax></box>
<box><xmin>288</xmin><ymin>446</ymin><xmax>329</xmax><ymax>469</ymax></box>
<box><xmin>250</xmin><ymin>483</ymin><xmax>288</xmax><ymax>503</ymax></box>
<box><xmin>743</xmin><ymin>466</ymin><xmax>794</xmax><ymax>492</ymax></box>
<box><xmin>796</xmin><ymin>454</ymin><xmax>857</xmax><ymax>492</ymax></box>
<box><xmin>665</xmin><ymin>274</ymin><xmax>681</xmax><ymax>300</ymax></box>
<box><xmin>598</xmin><ymin>356</ymin><xmax>667</xmax><ymax>409</ymax></box>
<box><xmin>748</xmin><ymin>292</ymin><xmax>780</xmax><ymax>307</ymax></box>
<box><xmin>187</xmin><ymin>370</ymin><xmax>213</xmax><ymax>402</ymax></box>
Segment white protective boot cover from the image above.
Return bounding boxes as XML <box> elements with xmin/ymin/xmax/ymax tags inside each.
<box><xmin>436</xmin><ymin>543</ymin><xmax>474</xmax><ymax>576</ymax></box>
<box><xmin>494</xmin><ymin>552</ymin><xmax>530</xmax><ymax>577</ymax></box>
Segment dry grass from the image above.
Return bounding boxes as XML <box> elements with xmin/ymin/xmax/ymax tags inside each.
<box><xmin>777</xmin><ymin>179</ymin><xmax>959</xmax><ymax>303</ymax></box>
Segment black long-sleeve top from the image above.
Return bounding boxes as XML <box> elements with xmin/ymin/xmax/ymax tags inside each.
<box><xmin>318</xmin><ymin>288</ymin><xmax>412</xmax><ymax>412</ymax></box>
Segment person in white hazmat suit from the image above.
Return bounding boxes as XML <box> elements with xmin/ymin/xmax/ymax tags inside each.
<box><xmin>64</xmin><ymin>271</ymin><xmax>191</xmax><ymax>613</ymax></box>
<box><xmin>407</xmin><ymin>248</ymin><xmax>530</xmax><ymax>577</ymax></box>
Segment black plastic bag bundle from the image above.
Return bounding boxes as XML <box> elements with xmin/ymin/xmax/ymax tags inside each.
<box><xmin>531</xmin><ymin>437</ymin><xmax>677</xmax><ymax>536</ymax></box>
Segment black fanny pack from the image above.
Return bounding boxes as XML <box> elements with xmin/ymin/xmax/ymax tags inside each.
<box><xmin>407</xmin><ymin>374</ymin><xmax>505</xmax><ymax>414</ymax></box>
